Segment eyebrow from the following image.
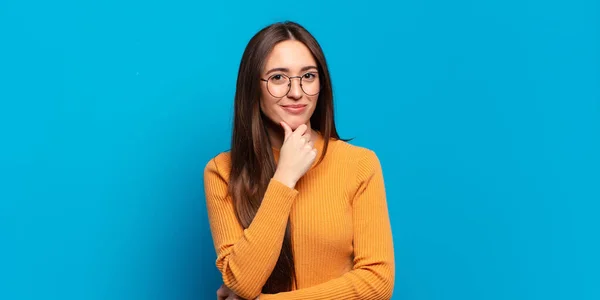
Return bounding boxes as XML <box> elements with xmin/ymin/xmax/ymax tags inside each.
<box><xmin>265</xmin><ymin>65</ymin><xmax>318</xmax><ymax>76</ymax></box>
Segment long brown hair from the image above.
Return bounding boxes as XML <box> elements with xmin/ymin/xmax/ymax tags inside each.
<box><xmin>229</xmin><ymin>21</ymin><xmax>343</xmax><ymax>293</ymax></box>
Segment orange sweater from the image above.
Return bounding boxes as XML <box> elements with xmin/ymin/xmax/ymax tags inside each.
<box><xmin>204</xmin><ymin>133</ymin><xmax>395</xmax><ymax>300</ymax></box>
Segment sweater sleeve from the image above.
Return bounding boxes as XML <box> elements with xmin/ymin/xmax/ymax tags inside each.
<box><xmin>259</xmin><ymin>150</ymin><xmax>395</xmax><ymax>300</ymax></box>
<box><xmin>204</xmin><ymin>157</ymin><xmax>299</xmax><ymax>300</ymax></box>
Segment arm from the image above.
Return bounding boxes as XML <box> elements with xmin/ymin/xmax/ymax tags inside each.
<box><xmin>258</xmin><ymin>150</ymin><xmax>395</xmax><ymax>300</ymax></box>
<box><xmin>204</xmin><ymin>157</ymin><xmax>299</xmax><ymax>300</ymax></box>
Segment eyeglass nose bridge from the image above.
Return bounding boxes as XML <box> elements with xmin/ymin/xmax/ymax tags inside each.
<box><xmin>286</xmin><ymin>75</ymin><xmax>305</xmax><ymax>88</ymax></box>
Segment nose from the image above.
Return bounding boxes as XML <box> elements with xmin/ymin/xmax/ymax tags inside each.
<box><xmin>287</xmin><ymin>77</ymin><xmax>303</xmax><ymax>100</ymax></box>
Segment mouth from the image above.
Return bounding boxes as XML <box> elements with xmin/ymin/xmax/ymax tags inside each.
<box><xmin>281</xmin><ymin>104</ymin><xmax>307</xmax><ymax>114</ymax></box>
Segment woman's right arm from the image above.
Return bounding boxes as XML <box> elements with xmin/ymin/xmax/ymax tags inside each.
<box><xmin>206</xmin><ymin>123</ymin><xmax>317</xmax><ymax>299</ymax></box>
<box><xmin>204</xmin><ymin>158</ymin><xmax>298</xmax><ymax>300</ymax></box>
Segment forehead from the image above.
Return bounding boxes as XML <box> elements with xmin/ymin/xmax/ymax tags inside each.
<box><xmin>264</xmin><ymin>40</ymin><xmax>316</xmax><ymax>71</ymax></box>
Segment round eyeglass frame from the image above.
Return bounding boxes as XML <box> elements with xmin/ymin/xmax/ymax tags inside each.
<box><xmin>260</xmin><ymin>73</ymin><xmax>321</xmax><ymax>98</ymax></box>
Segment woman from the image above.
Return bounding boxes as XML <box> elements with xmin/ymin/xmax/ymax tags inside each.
<box><xmin>204</xmin><ymin>21</ymin><xmax>395</xmax><ymax>300</ymax></box>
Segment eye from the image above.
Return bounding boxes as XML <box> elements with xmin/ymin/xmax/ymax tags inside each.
<box><xmin>302</xmin><ymin>72</ymin><xmax>317</xmax><ymax>82</ymax></box>
<box><xmin>269</xmin><ymin>74</ymin><xmax>288</xmax><ymax>85</ymax></box>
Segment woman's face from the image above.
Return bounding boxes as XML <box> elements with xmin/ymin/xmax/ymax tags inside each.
<box><xmin>260</xmin><ymin>40</ymin><xmax>320</xmax><ymax>130</ymax></box>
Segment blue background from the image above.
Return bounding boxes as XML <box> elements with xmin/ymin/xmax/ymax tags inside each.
<box><xmin>1</xmin><ymin>0</ymin><xmax>598</xmax><ymax>299</ymax></box>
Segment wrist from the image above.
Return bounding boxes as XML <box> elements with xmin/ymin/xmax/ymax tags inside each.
<box><xmin>273</xmin><ymin>171</ymin><xmax>296</xmax><ymax>189</ymax></box>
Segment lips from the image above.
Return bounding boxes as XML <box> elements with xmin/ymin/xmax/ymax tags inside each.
<box><xmin>282</xmin><ymin>104</ymin><xmax>307</xmax><ymax>108</ymax></box>
<box><xmin>281</xmin><ymin>104</ymin><xmax>307</xmax><ymax>114</ymax></box>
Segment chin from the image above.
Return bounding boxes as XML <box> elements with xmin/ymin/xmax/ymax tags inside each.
<box><xmin>282</xmin><ymin>118</ymin><xmax>309</xmax><ymax>130</ymax></box>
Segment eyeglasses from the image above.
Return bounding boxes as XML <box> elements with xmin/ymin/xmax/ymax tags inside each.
<box><xmin>260</xmin><ymin>72</ymin><xmax>321</xmax><ymax>98</ymax></box>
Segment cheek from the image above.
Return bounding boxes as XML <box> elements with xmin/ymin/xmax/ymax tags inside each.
<box><xmin>259</xmin><ymin>91</ymin><xmax>279</xmax><ymax>116</ymax></box>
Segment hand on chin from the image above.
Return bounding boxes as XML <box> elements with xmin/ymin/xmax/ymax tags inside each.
<box><xmin>280</xmin><ymin>119</ymin><xmax>306</xmax><ymax>131</ymax></box>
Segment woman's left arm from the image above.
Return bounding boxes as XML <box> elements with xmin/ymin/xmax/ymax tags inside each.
<box><xmin>258</xmin><ymin>150</ymin><xmax>395</xmax><ymax>300</ymax></box>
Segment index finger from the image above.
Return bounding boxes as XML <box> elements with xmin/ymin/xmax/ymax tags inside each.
<box><xmin>293</xmin><ymin>124</ymin><xmax>308</xmax><ymax>137</ymax></box>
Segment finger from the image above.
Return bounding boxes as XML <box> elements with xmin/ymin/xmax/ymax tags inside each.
<box><xmin>293</xmin><ymin>124</ymin><xmax>308</xmax><ymax>137</ymax></box>
<box><xmin>303</xmin><ymin>139</ymin><xmax>314</xmax><ymax>147</ymax></box>
<box><xmin>302</xmin><ymin>129</ymin><xmax>311</xmax><ymax>140</ymax></box>
<box><xmin>303</xmin><ymin>135</ymin><xmax>311</xmax><ymax>145</ymax></box>
<box><xmin>280</xmin><ymin>121</ymin><xmax>293</xmax><ymax>141</ymax></box>
<box><xmin>216</xmin><ymin>285</ymin><xmax>228</xmax><ymax>298</ymax></box>
<box><xmin>217</xmin><ymin>290</ymin><xmax>227</xmax><ymax>298</ymax></box>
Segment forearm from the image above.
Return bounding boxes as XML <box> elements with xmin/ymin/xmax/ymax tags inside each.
<box><xmin>212</xmin><ymin>179</ymin><xmax>298</xmax><ymax>298</ymax></box>
<box><xmin>258</xmin><ymin>263</ymin><xmax>394</xmax><ymax>300</ymax></box>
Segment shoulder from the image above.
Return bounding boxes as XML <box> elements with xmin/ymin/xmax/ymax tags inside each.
<box><xmin>203</xmin><ymin>151</ymin><xmax>232</xmax><ymax>182</ymax></box>
<box><xmin>328</xmin><ymin>139</ymin><xmax>380</xmax><ymax>166</ymax></box>
<box><xmin>327</xmin><ymin>139</ymin><xmax>383</xmax><ymax>183</ymax></box>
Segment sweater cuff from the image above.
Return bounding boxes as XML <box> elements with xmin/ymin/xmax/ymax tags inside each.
<box><xmin>257</xmin><ymin>178</ymin><xmax>299</xmax><ymax>215</ymax></box>
<box><xmin>266</xmin><ymin>178</ymin><xmax>298</xmax><ymax>201</ymax></box>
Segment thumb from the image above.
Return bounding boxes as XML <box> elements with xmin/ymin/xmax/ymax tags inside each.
<box><xmin>280</xmin><ymin>121</ymin><xmax>292</xmax><ymax>141</ymax></box>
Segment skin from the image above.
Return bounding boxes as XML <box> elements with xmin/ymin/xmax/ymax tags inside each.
<box><xmin>260</xmin><ymin>40</ymin><xmax>320</xmax><ymax>150</ymax></box>
<box><xmin>260</xmin><ymin>40</ymin><xmax>320</xmax><ymax>189</ymax></box>
<box><xmin>217</xmin><ymin>40</ymin><xmax>321</xmax><ymax>300</ymax></box>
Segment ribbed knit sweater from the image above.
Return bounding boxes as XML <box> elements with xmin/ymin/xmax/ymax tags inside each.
<box><xmin>203</xmin><ymin>132</ymin><xmax>395</xmax><ymax>300</ymax></box>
